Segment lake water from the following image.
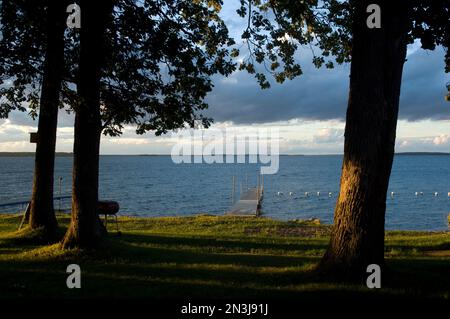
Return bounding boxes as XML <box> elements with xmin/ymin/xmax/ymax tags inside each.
<box><xmin>0</xmin><ymin>155</ymin><xmax>449</xmax><ymax>230</ymax></box>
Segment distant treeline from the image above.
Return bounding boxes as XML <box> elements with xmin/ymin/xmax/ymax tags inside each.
<box><xmin>395</xmin><ymin>152</ymin><xmax>450</xmax><ymax>156</ymax></box>
<box><xmin>0</xmin><ymin>152</ymin><xmax>73</xmax><ymax>157</ymax></box>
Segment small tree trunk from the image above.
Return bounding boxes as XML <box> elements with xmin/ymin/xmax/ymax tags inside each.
<box><xmin>318</xmin><ymin>1</ymin><xmax>410</xmax><ymax>277</ymax></box>
<box><xmin>62</xmin><ymin>0</ymin><xmax>114</xmax><ymax>249</ymax></box>
<box><xmin>29</xmin><ymin>1</ymin><xmax>66</xmax><ymax>236</ymax></box>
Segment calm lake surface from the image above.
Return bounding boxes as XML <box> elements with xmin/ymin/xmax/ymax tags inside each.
<box><xmin>0</xmin><ymin>155</ymin><xmax>449</xmax><ymax>230</ymax></box>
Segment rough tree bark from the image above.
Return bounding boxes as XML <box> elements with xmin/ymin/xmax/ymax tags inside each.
<box><xmin>318</xmin><ymin>1</ymin><xmax>411</xmax><ymax>277</ymax></box>
<box><xmin>62</xmin><ymin>0</ymin><xmax>114</xmax><ymax>248</ymax></box>
<box><xmin>29</xmin><ymin>1</ymin><xmax>67</xmax><ymax>237</ymax></box>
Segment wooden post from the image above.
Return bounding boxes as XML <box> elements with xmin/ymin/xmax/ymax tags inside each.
<box><xmin>232</xmin><ymin>176</ymin><xmax>235</xmax><ymax>204</ymax></box>
<box><xmin>261</xmin><ymin>174</ymin><xmax>264</xmax><ymax>194</ymax></box>
<box><xmin>257</xmin><ymin>174</ymin><xmax>260</xmax><ymax>201</ymax></box>
<box><xmin>58</xmin><ymin>176</ymin><xmax>62</xmax><ymax>211</ymax></box>
<box><xmin>18</xmin><ymin>203</ymin><xmax>31</xmax><ymax>230</ymax></box>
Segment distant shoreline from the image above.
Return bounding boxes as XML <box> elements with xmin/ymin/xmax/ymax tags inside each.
<box><xmin>0</xmin><ymin>152</ymin><xmax>73</xmax><ymax>157</ymax></box>
<box><xmin>395</xmin><ymin>152</ymin><xmax>450</xmax><ymax>156</ymax></box>
<box><xmin>0</xmin><ymin>151</ymin><xmax>449</xmax><ymax>157</ymax></box>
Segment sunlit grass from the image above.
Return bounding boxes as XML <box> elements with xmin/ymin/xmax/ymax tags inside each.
<box><xmin>0</xmin><ymin>213</ymin><xmax>448</xmax><ymax>299</ymax></box>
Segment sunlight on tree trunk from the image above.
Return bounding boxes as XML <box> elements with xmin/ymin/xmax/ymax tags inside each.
<box><xmin>318</xmin><ymin>0</ymin><xmax>410</xmax><ymax>277</ymax></box>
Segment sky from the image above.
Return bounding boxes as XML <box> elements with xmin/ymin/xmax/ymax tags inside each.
<box><xmin>0</xmin><ymin>2</ymin><xmax>449</xmax><ymax>155</ymax></box>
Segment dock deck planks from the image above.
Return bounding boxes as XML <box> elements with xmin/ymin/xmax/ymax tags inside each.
<box><xmin>225</xmin><ymin>188</ymin><xmax>263</xmax><ymax>216</ymax></box>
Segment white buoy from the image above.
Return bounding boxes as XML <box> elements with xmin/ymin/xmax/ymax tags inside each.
<box><xmin>434</xmin><ymin>192</ymin><xmax>439</xmax><ymax>196</ymax></box>
<box><xmin>420</xmin><ymin>192</ymin><xmax>424</xmax><ymax>196</ymax></box>
<box><xmin>289</xmin><ymin>192</ymin><xmax>293</xmax><ymax>196</ymax></box>
<box><xmin>328</xmin><ymin>192</ymin><xmax>332</xmax><ymax>197</ymax></box>
<box><xmin>391</xmin><ymin>192</ymin><xmax>395</xmax><ymax>197</ymax></box>
<box><xmin>317</xmin><ymin>192</ymin><xmax>320</xmax><ymax>196</ymax></box>
<box><xmin>277</xmin><ymin>191</ymin><xmax>283</xmax><ymax>196</ymax></box>
<box><xmin>415</xmin><ymin>192</ymin><xmax>419</xmax><ymax>196</ymax></box>
<box><xmin>305</xmin><ymin>192</ymin><xmax>309</xmax><ymax>197</ymax></box>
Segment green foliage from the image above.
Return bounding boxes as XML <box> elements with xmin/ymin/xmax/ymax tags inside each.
<box><xmin>446</xmin><ymin>82</ymin><xmax>450</xmax><ymax>102</ymax></box>
<box><xmin>233</xmin><ymin>0</ymin><xmax>352</xmax><ymax>88</ymax></box>
<box><xmin>409</xmin><ymin>0</ymin><xmax>450</xmax><ymax>72</ymax></box>
<box><xmin>97</xmin><ymin>0</ymin><xmax>236</xmax><ymax>136</ymax></box>
<box><xmin>1</xmin><ymin>0</ymin><xmax>236</xmax><ymax>136</ymax></box>
<box><xmin>1</xmin><ymin>0</ymin><xmax>448</xmax><ymax>128</ymax></box>
<box><xmin>0</xmin><ymin>0</ymin><xmax>48</xmax><ymax>118</ymax></box>
<box><xmin>235</xmin><ymin>0</ymin><xmax>449</xmax><ymax>88</ymax></box>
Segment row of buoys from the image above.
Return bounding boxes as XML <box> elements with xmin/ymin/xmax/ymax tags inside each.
<box><xmin>389</xmin><ymin>191</ymin><xmax>450</xmax><ymax>197</ymax></box>
<box><xmin>276</xmin><ymin>191</ymin><xmax>333</xmax><ymax>197</ymax></box>
<box><xmin>414</xmin><ymin>192</ymin><xmax>446</xmax><ymax>196</ymax></box>
<box><xmin>276</xmin><ymin>191</ymin><xmax>450</xmax><ymax>197</ymax></box>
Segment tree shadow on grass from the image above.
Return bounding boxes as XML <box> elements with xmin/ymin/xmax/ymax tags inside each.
<box><xmin>1</xmin><ymin>257</ymin><xmax>443</xmax><ymax>300</ymax></box>
<box><xmin>104</xmin><ymin>235</ymin><xmax>320</xmax><ymax>268</ymax></box>
<box><xmin>384</xmin><ymin>258</ymin><xmax>450</xmax><ymax>294</ymax></box>
<box><xmin>116</xmin><ymin>233</ymin><xmax>327</xmax><ymax>254</ymax></box>
<box><xmin>0</xmin><ymin>258</ymin><xmax>400</xmax><ymax>300</ymax></box>
<box><xmin>386</xmin><ymin>242</ymin><xmax>450</xmax><ymax>253</ymax></box>
<box><xmin>0</xmin><ymin>230</ymin><xmax>448</xmax><ymax>299</ymax></box>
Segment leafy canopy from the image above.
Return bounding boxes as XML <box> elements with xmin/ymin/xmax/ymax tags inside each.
<box><xmin>1</xmin><ymin>0</ymin><xmax>448</xmax><ymax>131</ymax></box>
<box><xmin>235</xmin><ymin>0</ymin><xmax>449</xmax><ymax>88</ymax></box>
<box><xmin>1</xmin><ymin>0</ymin><xmax>235</xmax><ymax>136</ymax></box>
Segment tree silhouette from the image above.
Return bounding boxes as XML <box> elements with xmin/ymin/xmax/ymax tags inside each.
<box><xmin>2</xmin><ymin>0</ymin><xmax>235</xmax><ymax>247</ymax></box>
<box><xmin>0</xmin><ymin>0</ymin><xmax>69</xmax><ymax>238</ymax></box>
<box><xmin>61</xmin><ymin>0</ymin><xmax>235</xmax><ymax>248</ymax></box>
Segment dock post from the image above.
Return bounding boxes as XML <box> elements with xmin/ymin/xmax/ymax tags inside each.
<box><xmin>261</xmin><ymin>174</ymin><xmax>264</xmax><ymax>194</ymax></box>
<box><xmin>232</xmin><ymin>176</ymin><xmax>235</xmax><ymax>204</ymax></box>
<box><xmin>257</xmin><ymin>174</ymin><xmax>260</xmax><ymax>201</ymax></box>
<box><xmin>58</xmin><ymin>176</ymin><xmax>62</xmax><ymax>211</ymax></box>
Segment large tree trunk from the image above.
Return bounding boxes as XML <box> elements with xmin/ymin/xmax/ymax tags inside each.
<box><xmin>62</xmin><ymin>0</ymin><xmax>114</xmax><ymax>249</ymax></box>
<box><xmin>318</xmin><ymin>1</ymin><xmax>410</xmax><ymax>277</ymax></box>
<box><xmin>28</xmin><ymin>1</ymin><xmax>66</xmax><ymax>237</ymax></box>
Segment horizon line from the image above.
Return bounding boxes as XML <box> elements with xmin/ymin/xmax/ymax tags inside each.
<box><xmin>1</xmin><ymin>151</ymin><xmax>449</xmax><ymax>156</ymax></box>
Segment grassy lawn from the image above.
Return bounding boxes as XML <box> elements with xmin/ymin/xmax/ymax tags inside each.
<box><xmin>0</xmin><ymin>213</ymin><xmax>449</xmax><ymax>299</ymax></box>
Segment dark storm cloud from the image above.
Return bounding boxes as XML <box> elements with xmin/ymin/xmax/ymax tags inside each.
<box><xmin>400</xmin><ymin>47</ymin><xmax>449</xmax><ymax>121</ymax></box>
<box><xmin>4</xmin><ymin>47</ymin><xmax>447</xmax><ymax>129</ymax></box>
<box><xmin>205</xmin><ymin>60</ymin><xmax>350</xmax><ymax>124</ymax></box>
<box><xmin>205</xmin><ymin>2</ymin><xmax>449</xmax><ymax>125</ymax></box>
<box><xmin>205</xmin><ymin>45</ymin><xmax>449</xmax><ymax>125</ymax></box>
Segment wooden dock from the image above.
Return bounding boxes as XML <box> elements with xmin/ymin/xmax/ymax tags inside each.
<box><xmin>225</xmin><ymin>187</ymin><xmax>263</xmax><ymax>216</ymax></box>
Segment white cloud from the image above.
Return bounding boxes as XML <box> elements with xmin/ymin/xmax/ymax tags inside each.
<box><xmin>1</xmin><ymin>115</ymin><xmax>449</xmax><ymax>155</ymax></box>
<box><xmin>399</xmin><ymin>140</ymin><xmax>409</xmax><ymax>148</ymax></box>
<box><xmin>312</xmin><ymin>128</ymin><xmax>344</xmax><ymax>144</ymax></box>
<box><xmin>433</xmin><ymin>134</ymin><xmax>449</xmax><ymax>145</ymax></box>
<box><xmin>108</xmin><ymin>138</ymin><xmax>151</xmax><ymax>145</ymax></box>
